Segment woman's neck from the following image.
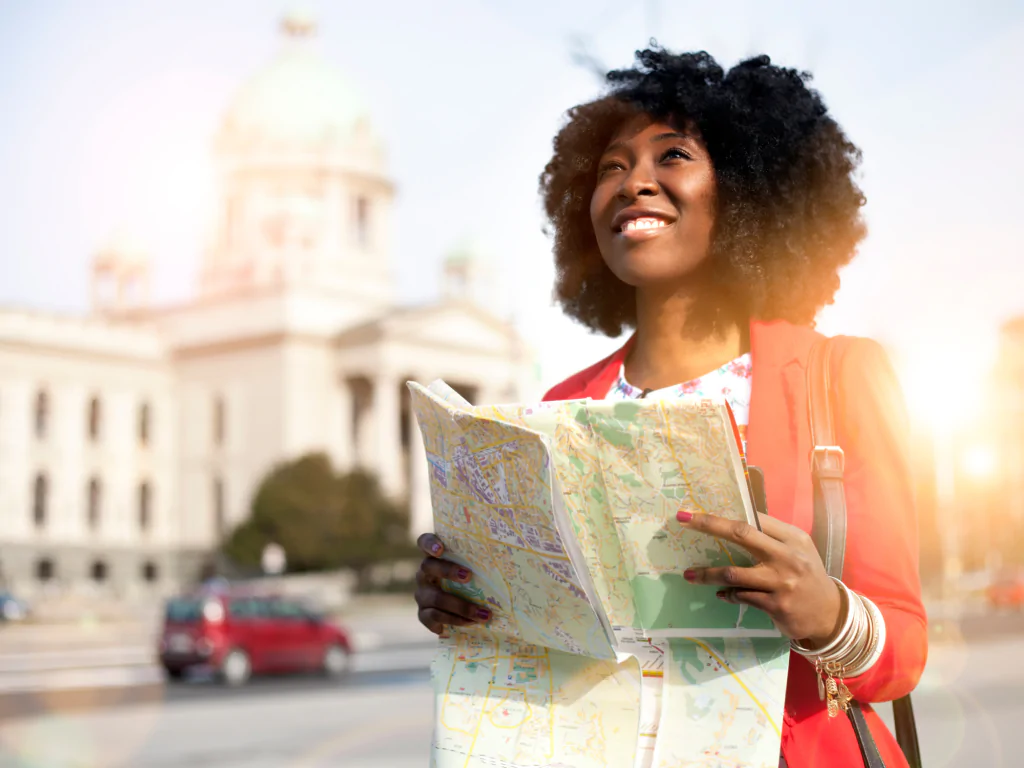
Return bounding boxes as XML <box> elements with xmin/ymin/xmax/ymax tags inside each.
<box><xmin>624</xmin><ymin>285</ymin><xmax>748</xmax><ymax>391</ymax></box>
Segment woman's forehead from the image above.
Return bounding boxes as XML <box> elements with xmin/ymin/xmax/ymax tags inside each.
<box><xmin>605</xmin><ymin>113</ymin><xmax>699</xmax><ymax>149</ymax></box>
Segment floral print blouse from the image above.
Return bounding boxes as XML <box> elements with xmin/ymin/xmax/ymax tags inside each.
<box><xmin>605</xmin><ymin>353</ymin><xmax>753</xmax><ymax>444</ymax></box>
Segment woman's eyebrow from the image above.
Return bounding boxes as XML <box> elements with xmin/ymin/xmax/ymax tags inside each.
<box><xmin>651</xmin><ymin>131</ymin><xmax>691</xmax><ymax>142</ymax></box>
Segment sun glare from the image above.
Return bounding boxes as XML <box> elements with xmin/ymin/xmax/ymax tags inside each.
<box><xmin>962</xmin><ymin>444</ymin><xmax>998</xmax><ymax>479</ymax></box>
<box><xmin>897</xmin><ymin>339</ymin><xmax>996</xmax><ymax>436</ymax></box>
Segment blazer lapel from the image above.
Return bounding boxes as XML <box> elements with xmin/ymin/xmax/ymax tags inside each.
<box><xmin>580</xmin><ymin>336</ymin><xmax>634</xmax><ymax>399</ymax></box>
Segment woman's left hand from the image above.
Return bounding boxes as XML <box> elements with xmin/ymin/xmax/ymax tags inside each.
<box><xmin>677</xmin><ymin>510</ymin><xmax>843</xmax><ymax>646</ymax></box>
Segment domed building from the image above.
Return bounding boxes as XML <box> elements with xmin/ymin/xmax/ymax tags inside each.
<box><xmin>0</xmin><ymin>14</ymin><xmax>535</xmax><ymax>601</ymax></box>
<box><xmin>202</xmin><ymin>10</ymin><xmax>393</xmax><ymax>309</ymax></box>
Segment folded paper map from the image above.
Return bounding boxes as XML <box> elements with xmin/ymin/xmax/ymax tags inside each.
<box><xmin>409</xmin><ymin>381</ymin><xmax>791</xmax><ymax>768</ymax></box>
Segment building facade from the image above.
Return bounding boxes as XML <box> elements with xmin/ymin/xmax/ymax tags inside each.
<box><xmin>0</xmin><ymin>14</ymin><xmax>536</xmax><ymax>600</ymax></box>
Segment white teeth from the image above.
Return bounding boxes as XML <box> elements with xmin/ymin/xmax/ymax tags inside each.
<box><xmin>623</xmin><ymin>218</ymin><xmax>667</xmax><ymax>232</ymax></box>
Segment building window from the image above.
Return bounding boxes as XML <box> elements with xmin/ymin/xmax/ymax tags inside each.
<box><xmin>139</xmin><ymin>402</ymin><xmax>151</xmax><ymax>446</ymax></box>
<box><xmin>214</xmin><ymin>395</ymin><xmax>226</xmax><ymax>447</ymax></box>
<box><xmin>87</xmin><ymin>477</ymin><xmax>102</xmax><ymax>531</ymax></box>
<box><xmin>87</xmin><ymin>396</ymin><xmax>101</xmax><ymax>442</ymax></box>
<box><xmin>36</xmin><ymin>558</ymin><xmax>54</xmax><ymax>582</ymax></box>
<box><xmin>90</xmin><ymin>560</ymin><xmax>108</xmax><ymax>583</ymax></box>
<box><xmin>142</xmin><ymin>561</ymin><xmax>159</xmax><ymax>583</ymax></box>
<box><xmin>34</xmin><ymin>389</ymin><xmax>48</xmax><ymax>439</ymax></box>
<box><xmin>32</xmin><ymin>473</ymin><xmax>48</xmax><ymax>529</ymax></box>
<box><xmin>355</xmin><ymin>196</ymin><xmax>370</xmax><ymax>248</ymax></box>
<box><xmin>138</xmin><ymin>481</ymin><xmax>152</xmax><ymax>532</ymax></box>
<box><xmin>213</xmin><ymin>476</ymin><xmax>226</xmax><ymax>535</ymax></box>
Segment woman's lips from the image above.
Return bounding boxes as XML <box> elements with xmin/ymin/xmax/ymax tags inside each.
<box><xmin>616</xmin><ymin>216</ymin><xmax>674</xmax><ymax>238</ymax></box>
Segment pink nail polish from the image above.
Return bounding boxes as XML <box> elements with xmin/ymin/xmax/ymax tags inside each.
<box><xmin>457</xmin><ymin>568</ymin><xmax>470</xmax><ymax>581</ymax></box>
<box><xmin>683</xmin><ymin>569</ymin><xmax>697</xmax><ymax>582</ymax></box>
<box><xmin>677</xmin><ymin>510</ymin><xmax>693</xmax><ymax>523</ymax></box>
<box><xmin>476</xmin><ymin>608</ymin><xmax>491</xmax><ymax>621</ymax></box>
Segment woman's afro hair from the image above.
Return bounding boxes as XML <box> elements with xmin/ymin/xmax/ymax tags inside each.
<box><xmin>539</xmin><ymin>48</ymin><xmax>866</xmax><ymax>337</ymax></box>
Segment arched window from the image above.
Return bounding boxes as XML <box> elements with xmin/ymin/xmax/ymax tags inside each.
<box><xmin>87</xmin><ymin>477</ymin><xmax>101</xmax><ymax>531</ymax></box>
<box><xmin>355</xmin><ymin>196</ymin><xmax>370</xmax><ymax>248</ymax></box>
<box><xmin>36</xmin><ymin>558</ymin><xmax>54</xmax><ymax>582</ymax></box>
<box><xmin>139</xmin><ymin>402</ymin><xmax>151</xmax><ymax>446</ymax></box>
<box><xmin>87</xmin><ymin>396</ymin><xmax>101</xmax><ymax>441</ymax></box>
<box><xmin>213</xmin><ymin>476</ymin><xmax>226</xmax><ymax>535</ymax></box>
<box><xmin>32</xmin><ymin>473</ymin><xmax>48</xmax><ymax>528</ymax></box>
<box><xmin>142</xmin><ymin>561</ymin><xmax>159</xmax><ymax>583</ymax></box>
<box><xmin>138</xmin><ymin>481</ymin><xmax>152</xmax><ymax>532</ymax></box>
<box><xmin>34</xmin><ymin>389</ymin><xmax>48</xmax><ymax>439</ymax></box>
<box><xmin>90</xmin><ymin>560</ymin><xmax>108</xmax><ymax>582</ymax></box>
<box><xmin>213</xmin><ymin>395</ymin><xmax>226</xmax><ymax>447</ymax></box>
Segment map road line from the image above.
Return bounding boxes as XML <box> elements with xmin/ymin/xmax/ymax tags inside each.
<box><xmin>684</xmin><ymin>636</ymin><xmax>781</xmax><ymax>737</ymax></box>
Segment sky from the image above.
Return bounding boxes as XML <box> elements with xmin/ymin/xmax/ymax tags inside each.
<box><xmin>1</xmin><ymin>0</ymin><xmax>1022</xmax><ymax>396</ymax></box>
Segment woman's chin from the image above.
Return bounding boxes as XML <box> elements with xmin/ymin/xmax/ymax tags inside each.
<box><xmin>605</xmin><ymin>259</ymin><xmax>707</xmax><ymax>292</ymax></box>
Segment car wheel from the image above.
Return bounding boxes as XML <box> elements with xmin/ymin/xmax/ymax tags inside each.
<box><xmin>163</xmin><ymin>666</ymin><xmax>187</xmax><ymax>682</ymax></box>
<box><xmin>321</xmin><ymin>644</ymin><xmax>351</xmax><ymax>679</ymax></box>
<box><xmin>219</xmin><ymin>649</ymin><xmax>252</xmax><ymax>687</ymax></box>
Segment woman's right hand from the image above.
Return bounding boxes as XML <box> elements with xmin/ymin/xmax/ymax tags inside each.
<box><xmin>414</xmin><ymin>533</ymin><xmax>492</xmax><ymax>635</ymax></box>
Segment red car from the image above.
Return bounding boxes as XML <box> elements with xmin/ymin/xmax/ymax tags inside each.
<box><xmin>987</xmin><ymin>571</ymin><xmax>1024</xmax><ymax>610</ymax></box>
<box><xmin>158</xmin><ymin>590</ymin><xmax>353</xmax><ymax>685</ymax></box>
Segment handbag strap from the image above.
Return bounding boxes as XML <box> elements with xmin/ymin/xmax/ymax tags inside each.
<box><xmin>807</xmin><ymin>337</ymin><xmax>923</xmax><ymax>768</ymax></box>
<box><xmin>807</xmin><ymin>339</ymin><xmax>848</xmax><ymax>581</ymax></box>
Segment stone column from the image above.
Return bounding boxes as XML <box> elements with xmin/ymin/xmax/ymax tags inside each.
<box><xmin>328</xmin><ymin>378</ymin><xmax>353</xmax><ymax>473</ymax></box>
<box><xmin>351</xmin><ymin>378</ymin><xmax>373</xmax><ymax>471</ymax></box>
<box><xmin>373</xmin><ymin>374</ymin><xmax>403</xmax><ymax>498</ymax></box>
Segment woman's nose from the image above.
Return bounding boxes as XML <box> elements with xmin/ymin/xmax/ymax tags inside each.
<box><xmin>617</xmin><ymin>164</ymin><xmax>658</xmax><ymax>200</ymax></box>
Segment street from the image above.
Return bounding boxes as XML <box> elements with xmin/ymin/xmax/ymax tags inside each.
<box><xmin>0</xmin><ymin>669</ymin><xmax>434</xmax><ymax>768</ymax></box>
<box><xmin>0</xmin><ymin>630</ymin><xmax>1020</xmax><ymax>767</ymax></box>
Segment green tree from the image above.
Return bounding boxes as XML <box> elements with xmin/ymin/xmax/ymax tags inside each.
<box><xmin>222</xmin><ymin>453</ymin><xmax>417</xmax><ymax>582</ymax></box>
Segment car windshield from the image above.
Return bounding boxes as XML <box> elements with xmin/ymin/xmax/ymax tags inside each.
<box><xmin>165</xmin><ymin>598</ymin><xmax>204</xmax><ymax>623</ymax></box>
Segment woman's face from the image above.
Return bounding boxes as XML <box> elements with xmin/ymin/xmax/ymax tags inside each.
<box><xmin>590</xmin><ymin>114</ymin><xmax>717</xmax><ymax>290</ymax></box>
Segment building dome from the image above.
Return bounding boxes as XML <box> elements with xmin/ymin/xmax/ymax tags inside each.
<box><xmin>220</xmin><ymin>11</ymin><xmax>371</xmax><ymax>148</ymax></box>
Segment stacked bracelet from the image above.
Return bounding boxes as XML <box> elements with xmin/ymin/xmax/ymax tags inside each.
<box><xmin>789</xmin><ymin>577</ymin><xmax>887</xmax><ymax>717</ymax></box>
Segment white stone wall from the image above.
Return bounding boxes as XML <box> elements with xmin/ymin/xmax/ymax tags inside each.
<box><xmin>175</xmin><ymin>342</ymin><xmax>288</xmax><ymax>550</ymax></box>
<box><xmin>0</xmin><ymin>313</ymin><xmax>177</xmax><ymax>597</ymax></box>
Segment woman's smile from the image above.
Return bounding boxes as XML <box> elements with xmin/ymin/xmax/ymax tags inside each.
<box><xmin>612</xmin><ymin>209</ymin><xmax>677</xmax><ymax>238</ymax></box>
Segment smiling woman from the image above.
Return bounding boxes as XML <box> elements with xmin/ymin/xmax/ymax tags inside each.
<box><xmin>413</xmin><ymin>47</ymin><xmax>925</xmax><ymax>768</ymax></box>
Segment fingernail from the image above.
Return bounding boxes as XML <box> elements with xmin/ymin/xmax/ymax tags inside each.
<box><xmin>677</xmin><ymin>510</ymin><xmax>693</xmax><ymax>523</ymax></box>
<box><xmin>476</xmin><ymin>608</ymin><xmax>491</xmax><ymax>621</ymax></box>
<box><xmin>716</xmin><ymin>590</ymin><xmax>731</xmax><ymax>602</ymax></box>
<box><xmin>430</xmin><ymin>543</ymin><xmax>443</xmax><ymax>556</ymax></box>
<box><xmin>457</xmin><ymin>568</ymin><xmax>471</xmax><ymax>581</ymax></box>
<box><xmin>683</xmin><ymin>569</ymin><xmax>697</xmax><ymax>582</ymax></box>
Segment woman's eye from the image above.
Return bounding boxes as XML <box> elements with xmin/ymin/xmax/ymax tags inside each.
<box><xmin>662</xmin><ymin>147</ymin><xmax>692</xmax><ymax>161</ymax></box>
<box><xmin>597</xmin><ymin>161</ymin><xmax>625</xmax><ymax>175</ymax></box>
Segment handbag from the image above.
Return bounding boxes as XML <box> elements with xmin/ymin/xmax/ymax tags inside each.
<box><xmin>807</xmin><ymin>337</ymin><xmax>923</xmax><ymax>768</ymax></box>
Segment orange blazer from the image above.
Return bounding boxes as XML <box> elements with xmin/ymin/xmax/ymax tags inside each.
<box><xmin>543</xmin><ymin>319</ymin><xmax>927</xmax><ymax>768</ymax></box>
